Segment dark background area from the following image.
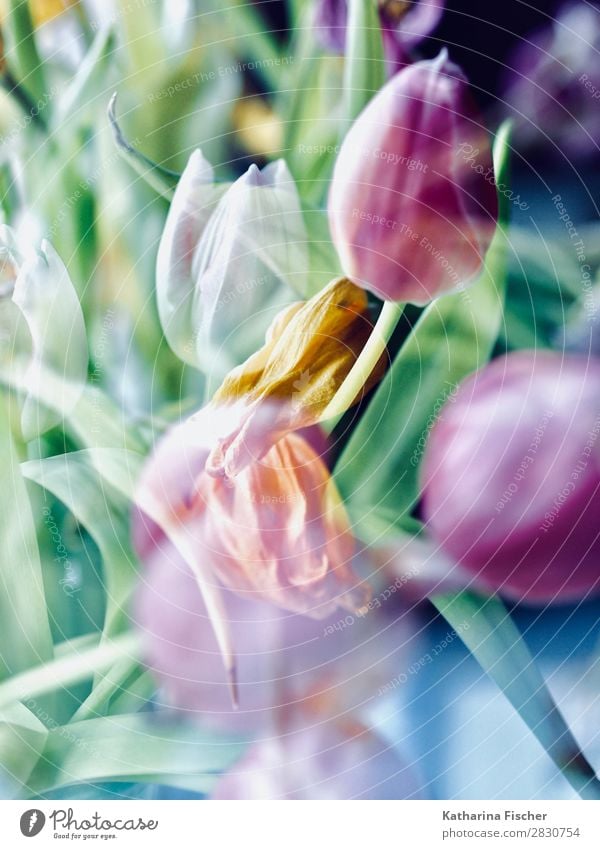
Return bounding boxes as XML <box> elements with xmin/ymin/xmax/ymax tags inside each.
<box><xmin>257</xmin><ymin>0</ymin><xmax>569</xmax><ymax>104</ymax></box>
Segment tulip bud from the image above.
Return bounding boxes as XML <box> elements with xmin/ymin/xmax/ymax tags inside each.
<box><xmin>0</xmin><ymin>226</ymin><xmax>87</xmax><ymax>441</ymax></box>
<box><xmin>156</xmin><ymin>150</ymin><xmax>307</xmax><ymax>377</ymax></box>
<box><xmin>328</xmin><ymin>50</ymin><xmax>498</xmax><ymax>304</ymax></box>
<box><xmin>421</xmin><ymin>351</ymin><xmax>600</xmax><ymax>603</ymax></box>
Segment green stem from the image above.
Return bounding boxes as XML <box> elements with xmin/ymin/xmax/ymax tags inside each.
<box><xmin>322</xmin><ymin>299</ymin><xmax>404</xmax><ymax>429</ymax></box>
<box><xmin>342</xmin><ymin>0</ymin><xmax>385</xmax><ymax>128</ymax></box>
<box><xmin>7</xmin><ymin>0</ymin><xmax>47</xmax><ymax>107</ymax></box>
<box><xmin>0</xmin><ymin>633</ymin><xmax>141</xmax><ymax>710</ymax></box>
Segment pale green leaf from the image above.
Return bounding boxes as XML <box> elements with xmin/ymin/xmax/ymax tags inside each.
<box><xmin>22</xmin><ymin>450</ymin><xmax>140</xmax><ymax>637</ymax></box>
<box><xmin>26</xmin><ymin>713</ymin><xmax>244</xmax><ymax>797</ymax></box>
<box><xmin>0</xmin><ymin>394</ymin><xmax>53</xmax><ymax>679</ymax></box>
<box><xmin>0</xmin><ymin>632</ymin><xmax>140</xmax><ymax>711</ymax></box>
<box><xmin>0</xmin><ymin>702</ymin><xmax>48</xmax><ymax>799</ymax></box>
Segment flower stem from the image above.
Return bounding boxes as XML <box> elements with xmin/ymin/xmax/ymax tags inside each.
<box><xmin>322</xmin><ymin>299</ymin><xmax>404</xmax><ymax>430</ymax></box>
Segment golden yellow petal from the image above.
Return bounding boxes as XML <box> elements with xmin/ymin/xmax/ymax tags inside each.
<box><xmin>213</xmin><ymin>277</ymin><xmax>383</xmax><ymax>426</ymax></box>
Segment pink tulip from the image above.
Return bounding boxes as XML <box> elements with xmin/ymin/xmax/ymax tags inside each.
<box><xmin>421</xmin><ymin>351</ymin><xmax>600</xmax><ymax>603</ymax></box>
<box><xmin>328</xmin><ymin>50</ymin><xmax>498</xmax><ymax>304</ymax></box>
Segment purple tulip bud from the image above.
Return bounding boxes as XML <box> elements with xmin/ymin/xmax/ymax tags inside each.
<box><xmin>503</xmin><ymin>2</ymin><xmax>600</xmax><ymax>159</ymax></box>
<box><xmin>421</xmin><ymin>351</ymin><xmax>600</xmax><ymax>603</ymax></box>
<box><xmin>314</xmin><ymin>0</ymin><xmax>445</xmax><ymax>70</ymax></box>
<box><xmin>328</xmin><ymin>50</ymin><xmax>498</xmax><ymax>304</ymax></box>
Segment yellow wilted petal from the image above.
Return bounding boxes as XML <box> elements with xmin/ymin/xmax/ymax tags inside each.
<box><xmin>206</xmin><ymin>277</ymin><xmax>385</xmax><ymax>479</ymax></box>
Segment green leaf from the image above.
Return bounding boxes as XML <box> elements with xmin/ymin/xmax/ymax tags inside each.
<box><xmin>71</xmin><ymin>657</ymin><xmax>146</xmax><ymax>722</ymax></box>
<box><xmin>284</xmin><ymin>65</ymin><xmax>346</xmax><ymax>209</ymax></box>
<box><xmin>431</xmin><ymin>591</ymin><xmax>600</xmax><ymax>800</ymax></box>
<box><xmin>0</xmin><ymin>394</ymin><xmax>53</xmax><ymax>679</ymax></box>
<box><xmin>22</xmin><ymin>450</ymin><xmax>140</xmax><ymax>638</ymax></box>
<box><xmin>343</xmin><ymin>0</ymin><xmax>385</xmax><ymax>125</ymax></box>
<box><xmin>10</xmin><ymin>239</ymin><xmax>88</xmax><ymax>442</ymax></box>
<box><xmin>334</xmin><ymin>122</ymin><xmax>512</xmax><ymax>543</ymax></box>
<box><xmin>22</xmin><ymin>449</ymin><xmax>147</xmax><ymax>717</ymax></box>
<box><xmin>116</xmin><ymin>0</ymin><xmax>165</xmax><ymax>79</ymax></box>
<box><xmin>25</xmin><ymin>713</ymin><xmax>244</xmax><ymax>797</ymax></box>
<box><xmin>502</xmin><ymin>225</ymin><xmax>581</xmax><ymax>349</ymax></box>
<box><xmin>280</xmin><ymin>9</ymin><xmax>345</xmax><ymax>183</ymax></box>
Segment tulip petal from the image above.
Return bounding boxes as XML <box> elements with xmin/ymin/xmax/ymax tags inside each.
<box><xmin>156</xmin><ymin>149</ymin><xmax>227</xmax><ymax>367</ymax></box>
<box><xmin>190</xmin><ymin>159</ymin><xmax>308</xmax><ymax>377</ymax></box>
<box><xmin>212</xmin><ymin>721</ymin><xmax>422</xmax><ymax>799</ymax></box>
<box><xmin>133</xmin><ymin>411</ymin><xmax>239</xmax><ymax>700</ymax></box>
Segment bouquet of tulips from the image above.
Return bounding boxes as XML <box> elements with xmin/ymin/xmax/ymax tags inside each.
<box><xmin>0</xmin><ymin>0</ymin><xmax>599</xmax><ymax>802</ymax></box>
